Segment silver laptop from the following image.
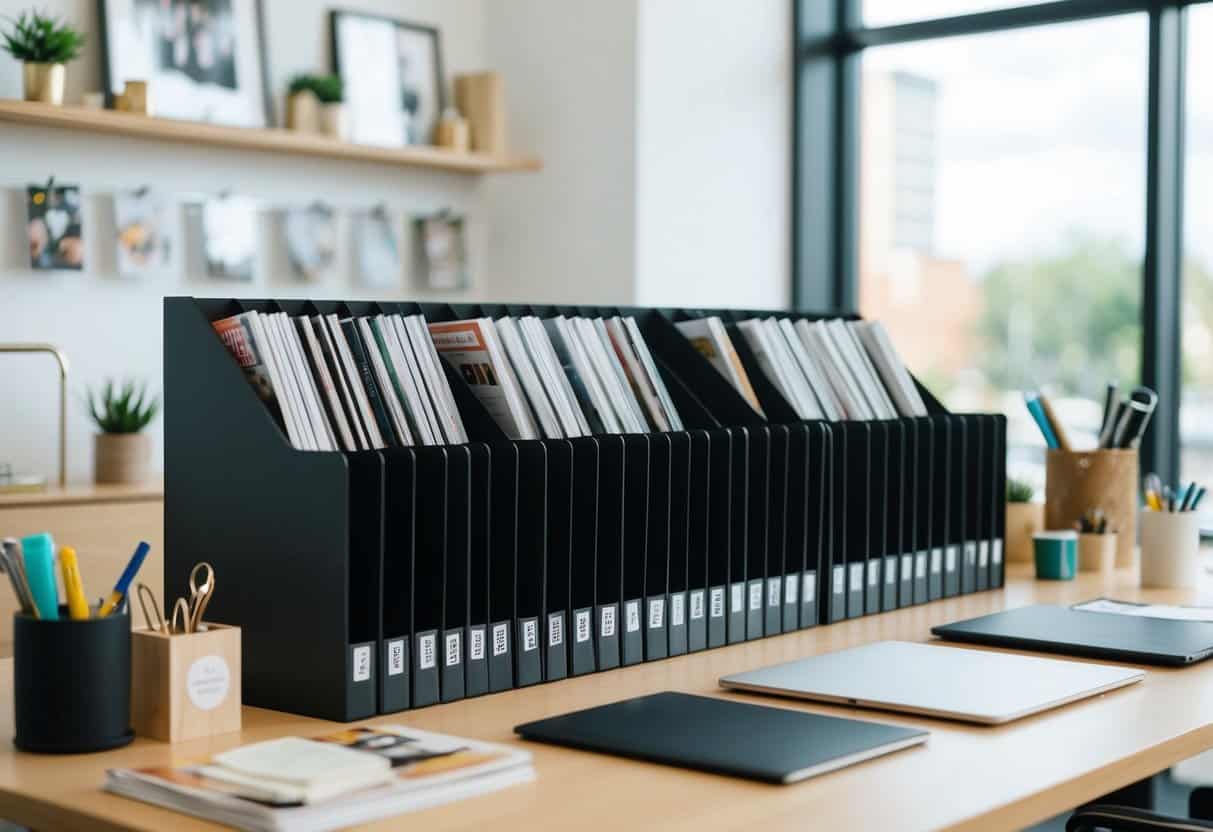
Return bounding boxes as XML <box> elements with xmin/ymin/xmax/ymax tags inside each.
<box><xmin>719</xmin><ymin>641</ymin><xmax>1145</xmax><ymax>724</ymax></box>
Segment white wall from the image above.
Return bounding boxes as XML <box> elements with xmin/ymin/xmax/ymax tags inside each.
<box><xmin>635</xmin><ymin>0</ymin><xmax>791</xmax><ymax>310</ymax></box>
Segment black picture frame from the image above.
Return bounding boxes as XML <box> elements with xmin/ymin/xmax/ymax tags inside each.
<box><xmin>97</xmin><ymin>0</ymin><xmax>274</xmax><ymax>128</ymax></box>
<box><xmin>329</xmin><ymin>10</ymin><xmax>446</xmax><ymax>146</ymax></box>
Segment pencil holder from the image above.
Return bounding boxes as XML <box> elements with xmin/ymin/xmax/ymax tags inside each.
<box><xmin>1045</xmin><ymin>449</ymin><xmax>1138</xmax><ymax>568</ymax></box>
<box><xmin>1077</xmin><ymin>533</ymin><xmax>1117</xmax><ymax>574</ymax></box>
<box><xmin>1139</xmin><ymin>511</ymin><xmax>1202</xmax><ymax>590</ymax></box>
<box><xmin>13</xmin><ymin>608</ymin><xmax>134</xmax><ymax>753</ymax></box>
<box><xmin>130</xmin><ymin>623</ymin><xmax>241</xmax><ymax>742</ymax></box>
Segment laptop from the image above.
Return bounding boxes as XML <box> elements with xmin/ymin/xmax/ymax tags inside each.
<box><xmin>932</xmin><ymin>604</ymin><xmax>1213</xmax><ymax>666</ymax></box>
<box><xmin>514</xmin><ymin>691</ymin><xmax>928</xmax><ymax>784</ymax></box>
<box><xmin>719</xmin><ymin>641</ymin><xmax>1144</xmax><ymax>724</ymax></box>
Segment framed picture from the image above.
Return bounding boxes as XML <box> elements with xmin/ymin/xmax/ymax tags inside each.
<box><xmin>281</xmin><ymin>203</ymin><xmax>337</xmax><ymax>283</ymax></box>
<box><xmin>351</xmin><ymin>205</ymin><xmax>401</xmax><ymax>289</ymax></box>
<box><xmin>27</xmin><ymin>182</ymin><xmax>83</xmax><ymax>271</ymax></box>
<box><xmin>330</xmin><ymin>11</ymin><xmax>444</xmax><ymax>147</ymax></box>
<box><xmin>412</xmin><ymin>212</ymin><xmax>468</xmax><ymax>291</ymax></box>
<box><xmin>115</xmin><ymin>187</ymin><xmax>174</xmax><ymax>276</ymax></box>
<box><xmin>185</xmin><ymin>193</ymin><xmax>257</xmax><ymax>281</ymax></box>
<box><xmin>98</xmin><ymin>0</ymin><xmax>273</xmax><ymax>127</ymax></box>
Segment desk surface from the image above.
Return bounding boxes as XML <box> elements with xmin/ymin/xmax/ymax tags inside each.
<box><xmin>4</xmin><ymin>565</ymin><xmax>1213</xmax><ymax>832</ymax></box>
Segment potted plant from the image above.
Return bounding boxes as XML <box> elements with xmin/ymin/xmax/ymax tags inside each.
<box><xmin>287</xmin><ymin>74</ymin><xmax>346</xmax><ymax>139</ymax></box>
<box><xmin>2</xmin><ymin>10</ymin><xmax>85</xmax><ymax>106</ymax></box>
<box><xmin>88</xmin><ymin>380</ymin><xmax>159</xmax><ymax>485</ymax></box>
<box><xmin>1006</xmin><ymin>477</ymin><xmax>1043</xmax><ymax>564</ymax></box>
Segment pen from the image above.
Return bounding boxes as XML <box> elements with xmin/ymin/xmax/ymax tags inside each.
<box><xmin>1117</xmin><ymin>387</ymin><xmax>1158</xmax><ymax>448</ymax></box>
<box><xmin>1037</xmin><ymin>393</ymin><xmax>1072</xmax><ymax>452</ymax></box>
<box><xmin>1100</xmin><ymin>401</ymin><xmax>1127</xmax><ymax>449</ymax></box>
<box><xmin>0</xmin><ymin>538</ymin><xmax>37</xmax><ymax>618</ymax></box>
<box><xmin>1191</xmin><ymin>487</ymin><xmax>1207</xmax><ymax>512</ymax></box>
<box><xmin>1024</xmin><ymin>393</ymin><xmax>1059</xmax><ymax>449</ymax></box>
<box><xmin>1180</xmin><ymin>482</ymin><xmax>1197</xmax><ymax>512</ymax></box>
<box><xmin>1099</xmin><ymin>382</ymin><xmax>1119</xmax><ymax>442</ymax></box>
<box><xmin>98</xmin><ymin>541</ymin><xmax>151</xmax><ymax>618</ymax></box>
<box><xmin>58</xmin><ymin>546</ymin><xmax>90</xmax><ymax>620</ymax></box>
<box><xmin>20</xmin><ymin>533</ymin><xmax>59</xmax><ymax>620</ymax></box>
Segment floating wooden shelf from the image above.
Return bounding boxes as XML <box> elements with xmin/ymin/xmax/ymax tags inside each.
<box><xmin>0</xmin><ymin>100</ymin><xmax>542</xmax><ymax>174</ymax></box>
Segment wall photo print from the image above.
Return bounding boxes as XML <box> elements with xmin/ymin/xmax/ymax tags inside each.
<box><xmin>282</xmin><ymin>203</ymin><xmax>336</xmax><ymax>283</ymax></box>
<box><xmin>331</xmin><ymin>12</ymin><xmax>443</xmax><ymax>147</ymax></box>
<box><xmin>352</xmin><ymin>205</ymin><xmax>401</xmax><ymax>289</ymax></box>
<box><xmin>413</xmin><ymin>212</ymin><xmax>468</xmax><ymax>291</ymax></box>
<box><xmin>185</xmin><ymin>193</ymin><xmax>257</xmax><ymax>281</ymax></box>
<box><xmin>115</xmin><ymin>188</ymin><xmax>174</xmax><ymax>275</ymax></box>
<box><xmin>27</xmin><ymin>183</ymin><xmax>83</xmax><ymax>271</ymax></box>
<box><xmin>100</xmin><ymin>0</ymin><xmax>272</xmax><ymax>127</ymax></box>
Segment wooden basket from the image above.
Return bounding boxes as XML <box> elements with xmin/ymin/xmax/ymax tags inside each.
<box><xmin>1045</xmin><ymin>449</ymin><xmax>1138</xmax><ymax>568</ymax></box>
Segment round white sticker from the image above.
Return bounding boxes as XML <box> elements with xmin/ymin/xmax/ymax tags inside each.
<box><xmin>186</xmin><ymin>655</ymin><xmax>231</xmax><ymax>711</ymax></box>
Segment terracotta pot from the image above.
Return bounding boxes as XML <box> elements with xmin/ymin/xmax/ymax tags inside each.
<box><xmin>285</xmin><ymin>90</ymin><xmax>320</xmax><ymax>132</ymax></box>
<box><xmin>1005</xmin><ymin>502</ymin><xmax>1044</xmax><ymax>563</ymax></box>
<box><xmin>23</xmin><ymin>62</ymin><xmax>65</xmax><ymax>106</ymax></box>
<box><xmin>94</xmin><ymin>433</ymin><xmax>152</xmax><ymax>485</ymax></box>
<box><xmin>320</xmin><ymin>102</ymin><xmax>347</xmax><ymax>140</ymax></box>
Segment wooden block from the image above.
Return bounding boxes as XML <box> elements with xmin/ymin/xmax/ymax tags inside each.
<box><xmin>131</xmin><ymin>623</ymin><xmax>241</xmax><ymax>742</ymax></box>
<box><xmin>454</xmin><ymin>72</ymin><xmax>506</xmax><ymax>154</ymax></box>
<box><xmin>122</xmin><ymin>80</ymin><xmax>152</xmax><ymax>116</ymax></box>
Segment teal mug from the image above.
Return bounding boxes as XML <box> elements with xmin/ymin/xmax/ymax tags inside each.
<box><xmin>1034</xmin><ymin>530</ymin><xmax>1078</xmax><ymax>580</ymax></box>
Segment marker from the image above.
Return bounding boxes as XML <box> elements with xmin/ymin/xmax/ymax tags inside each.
<box><xmin>1191</xmin><ymin>487</ymin><xmax>1207</xmax><ymax>512</ymax></box>
<box><xmin>98</xmin><ymin>541</ymin><xmax>151</xmax><ymax>618</ymax></box>
<box><xmin>1098</xmin><ymin>382</ymin><xmax>1119</xmax><ymax>442</ymax></box>
<box><xmin>1037</xmin><ymin>393</ymin><xmax>1072</xmax><ymax>451</ymax></box>
<box><xmin>58</xmin><ymin>547</ymin><xmax>90</xmax><ymax>620</ymax></box>
<box><xmin>1024</xmin><ymin>393</ymin><xmax>1059</xmax><ymax>449</ymax></box>
<box><xmin>20</xmin><ymin>533</ymin><xmax>59</xmax><ymax>620</ymax></box>
<box><xmin>0</xmin><ymin>538</ymin><xmax>37</xmax><ymax>618</ymax></box>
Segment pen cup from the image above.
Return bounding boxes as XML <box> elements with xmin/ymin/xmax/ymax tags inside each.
<box><xmin>1045</xmin><ymin>449</ymin><xmax>1138</xmax><ymax>568</ymax></box>
<box><xmin>1078</xmin><ymin>533</ymin><xmax>1117</xmax><ymax>574</ymax></box>
<box><xmin>13</xmin><ymin>608</ymin><xmax>134</xmax><ymax>753</ymax></box>
<box><xmin>1139</xmin><ymin>510</ymin><xmax>1202</xmax><ymax>589</ymax></box>
<box><xmin>131</xmin><ymin>623</ymin><xmax>242</xmax><ymax>743</ymax></box>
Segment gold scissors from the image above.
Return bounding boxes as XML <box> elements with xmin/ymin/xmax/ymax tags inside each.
<box><xmin>169</xmin><ymin>562</ymin><xmax>216</xmax><ymax>634</ymax></box>
<box><xmin>137</xmin><ymin>582</ymin><xmax>165</xmax><ymax>632</ymax></box>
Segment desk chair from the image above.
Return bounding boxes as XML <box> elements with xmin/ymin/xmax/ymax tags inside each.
<box><xmin>1067</xmin><ymin>789</ymin><xmax>1213</xmax><ymax>831</ymax></box>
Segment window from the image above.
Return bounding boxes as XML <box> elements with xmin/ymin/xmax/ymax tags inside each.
<box><xmin>858</xmin><ymin>15</ymin><xmax>1148</xmax><ymax>489</ymax></box>
<box><xmin>862</xmin><ymin>1</ymin><xmax>1052</xmax><ymax>27</ymax></box>
<box><xmin>1181</xmin><ymin>3</ymin><xmax>1213</xmax><ymax>516</ymax></box>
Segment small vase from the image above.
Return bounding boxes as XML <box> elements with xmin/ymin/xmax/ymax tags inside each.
<box><xmin>286</xmin><ymin>90</ymin><xmax>320</xmax><ymax>132</ymax></box>
<box><xmin>23</xmin><ymin>62</ymin><xmax>66</xmax><ymax>106</ymax></box>
<box><xmin>320</xmin><ymin>102</ymin><xmax>347</xmax><ymax>140</ymax></box>
<box><xmin>1005</xmin><ymin>502</ymin><xmax>1044</xmax><ymax>563</ymax></box>
<box><xmin>94</xmin><ymin>433</ymin><xmax>152</xmax><ymax>485</ymax></box>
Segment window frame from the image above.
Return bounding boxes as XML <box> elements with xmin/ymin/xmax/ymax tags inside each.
<box><xmin>793</xmin><ymin>0</ymin><xmax>1208</xmax><ymax>483</ymax></box>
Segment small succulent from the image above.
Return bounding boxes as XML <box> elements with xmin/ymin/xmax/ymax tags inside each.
<box><xmin>288</xmin><ymin>73</ymin><xmax>343</xmax><ymax>104</ymax></box>
<box><xmin>2</xmin><ymin>10</ymin><xmax>85</xmax><ymax>64</ymax></box>
<box><xmin>87</xmin><ymin>380</ymin><xmax>159</xmax><ymax>434</ymax></box>
<box><xmin>1007</xmin><ymin>477</ymin><xmax>1035</xmax><ymax>503</ymax></box>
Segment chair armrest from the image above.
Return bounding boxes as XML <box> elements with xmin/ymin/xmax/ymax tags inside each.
<box><xmin>1067</xmin><ymin>804</ymin><xmax>1213</xmax><ymax>832</ymax></box>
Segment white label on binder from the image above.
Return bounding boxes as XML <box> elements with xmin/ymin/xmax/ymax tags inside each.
<box><xmin>626</xmin><ymin>601</ymin><xmax>641</xmax><ymax>633</ymax></box>
<box><xmin>901</xmin><ymin>554</ymin><xmax>913</xmax><ymax>581</ymax></box>
<box><xmin>931</xmin><ymin>549</ymin><xmax>942</xmax><ymax>574</ymax></box>
<box><xmin>522</xmin><ymin>619</ymin><xmax>539</xmax><ymax>652</ymax></box>
<box><xmin>832</xmin><ymin>566</ymin><xmax>845</xmax><ymax>595</ymax></box>
<box><xmin>804</xmin><ymin>572</ymin><xmax>816</xmax><ymax>604</ymax></box>
<box><xmin>419</xmin><ymin>634</ymin><xmax>436</xmax><ymax>670</ymax></box>
<box><xmin>575</xmin><ymin>610</ymin><xmax>591</xmax><ymax>643</ymax></box>
<box><xmin>187</xmin><ymin>655</ymin><xmax>231</xmax><ymax>711</ymax></box>
<box><xmin>946</xmin><ymin>546</ymin><xmax>958</xmax><ymax>572</ymax></box>
<box><xmin>601</xmin><ymin>605</ymin><xmax>617</xmax><ymax>638</ymax></box>
<box><xmin>867</xmin><ymin>562</ymin><xmax>879</xmax><ymax>587</ymax></box>
<box><xmin>352</xmin><ymin>645</ymin><xmax>372</xmax><ymax>682</ymax></box>
<box><xmin>690</xmin><ymin>590</ymin><xmax>706</xmax><ymax>620</ymax></box>
<box><xmin>785</xmin><ymin>575</ymin><xmax>798</xmax><ymax>604</ymax></box>
<box><xmin>849</xmin><ymin>563</ymin><xmax>864</xmax><ymax>592</ymax></box>
<box><xmin>966</xmin><ymin>541</ymin><xmax>977</xmax><ymax>565</ymax></box>
<box><xmin>768</xmin><ymin>578</ymin><xmax>781</xmax><ymax>608</ymax></box>
<box><xmin>709</xmin><ymin>588</ymin><xmax>724</xmax><ymax>618</ymax></box>
<box><xmin>731</xmin><ymin>583</ymin><xmax>744</xmax><ymax>613</ymax></box>
<box><xmin>979</xmin><ymin>541</ymin><xmax>990</xmax><ymax>567</ymax></box>
<box><xmin>886</xmin><ymin>558</ymin><xmax>897</xmax><ymax>585</ymax></box>
<box><xmin>993</xmin><ymin>540</ymin><xmax>1004</xmax><ymax>564</ymax></box>
<box><xmin>548</xmin><ymin>613</ymin><xmax>564</xmax><ymax>647</ymax></box>
<box><xmin>749</xmin><ymin>581</ymin><xmax>763</xmax><ymax>612</ymax></box>
<box><xmin>915</xmin><ymin>553</ymin><xmax>927</xmax><ymax>579</ymax></box>
<box><xmin>648</xmin><ymin>598</ymin><xmax>664</xmax><ymax>629</ymax></box>
<box><xmin>492</xmin><ymin>623</ymin><xmax>509</xmax><ymax>656</ymax></box>
<box><xmin>470</xmin><ymin>628</ymin><xmax>485</xmax><ymax>661</ymax></box>
<box><xmin>387</xmin><ymin>640</ymin><xmax>405</xmax><ymax>676</ymax></box>
<box><xmin>671</xmin><ymin>594</ymin><xmax>685</xmax><ymax>626</ymax></box>
<box><xmin>445</xmin><ymin>631</ymin><xmax>461</xmax><ymax>667</ymax></box>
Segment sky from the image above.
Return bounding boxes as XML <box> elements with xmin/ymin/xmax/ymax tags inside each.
<box><xmin>861</xmin><ymin>5</ymin><xmax>1213</xmax><ymax>273</ymax></box>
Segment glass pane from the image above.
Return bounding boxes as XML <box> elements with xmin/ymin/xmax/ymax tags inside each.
<box><xmin>858</xmin><ymin>14</ymin><xmax>1148</xmax><ymax>492</ymax></box>
<box><xmin>1180</xmin><ymin>4</ymin><xmax>1213</xmax><ymax>527</ymax></box>
<box><xmin>862</xmin><ymin>1</ymin><xmax>1052</xmax><ymax>28</ymax></box>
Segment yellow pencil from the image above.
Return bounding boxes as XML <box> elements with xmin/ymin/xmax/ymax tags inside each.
<box><xmin>58</xmin><ymin>547</ymin><xmax>90</xmax><ymax>620</ymax></box>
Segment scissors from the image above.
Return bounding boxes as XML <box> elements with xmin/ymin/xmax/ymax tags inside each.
<box><xmin>168</xmin><ymin>562</ymin><xmax>216</xmax><ymax>634</ymax></box>
<box><xmin>137</xmin><ymin>582</ymin><xmax>165</xmax><ymax>632</ymax></box>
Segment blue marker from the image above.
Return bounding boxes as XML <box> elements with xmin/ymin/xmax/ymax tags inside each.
<box><xmin>20</xmin><ymin>533</ymin><xmax>59</xmax><ymax>620</ymax></box>
<box><xmin>1024</xmin><ymin>393</ymin><xmax>1059</xmax><ymax>450</ymax></box>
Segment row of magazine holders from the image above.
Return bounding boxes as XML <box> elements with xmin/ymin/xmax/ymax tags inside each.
<box><xmin>165</xmin><ymin>296</ymin><xmax>1007</xmax><ymax>722</ymax></box>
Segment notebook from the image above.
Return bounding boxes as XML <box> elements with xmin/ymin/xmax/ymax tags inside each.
<box><xmin>719</xmin><ymin>641</ymin><xmax>1144</xmax><ymax>724</ymax></box>
<box><xmin>514</xmin><ymin>691</ymin><xmax>927</xmax><ymax>784</ymax></box>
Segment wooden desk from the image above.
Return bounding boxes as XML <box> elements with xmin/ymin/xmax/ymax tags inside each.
<box><xmin>3</xmin><ymin>565</ymin><xmax>1213</xmax><ymax>832</ymax></box>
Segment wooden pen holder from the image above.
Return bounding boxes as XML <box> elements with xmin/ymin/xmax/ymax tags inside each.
<box><xmin>1045</xmin><ymin>449</ymin><xmax>1138</xmax><ymax>569</ymax></box>
<box><xmin>131</xmin><ymin>623</ymin><xmax>241</xmax><ymax>742</ymax></box>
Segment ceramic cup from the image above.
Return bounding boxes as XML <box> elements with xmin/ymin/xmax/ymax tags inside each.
<box><xmin>1034</xmin><ymin>530</ymin><xmax>1078</xmax><ymax>580</ymax></box>
<box><xmin>1139</xmin><ymin>510</ymin><xmax>1202</xmax><ymax>589</ymax></box>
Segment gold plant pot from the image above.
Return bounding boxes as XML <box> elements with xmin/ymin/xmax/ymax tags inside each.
<box><xmin>94</xmin><ymin>433</ymin><xmax>152</xmax><ymax>485</ymax></box>
<box><xmin>23</xmin><ymin>62</ymin><xmax>66</xmax><ymax>106</ymax></box>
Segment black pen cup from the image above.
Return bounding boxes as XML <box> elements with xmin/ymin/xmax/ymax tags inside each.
<box><xmin>13</xmin><ymin>608</ymin><xmax>134</xmax><ymax>753</ymax></box>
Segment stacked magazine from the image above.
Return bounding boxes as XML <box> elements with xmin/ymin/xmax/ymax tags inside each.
<box><xmin>105</xmin><ymin>726</ymin><xmax>534</xmax><ymax>832</ymax></box>
<box><xmin>677</xmin><ymin>316</ymin><xmax>928</xmax><ymax>421</ymax></box>
<box><xmin>427</xmin><ymin>315</ymin><xmax>683</xmax><ymax>440</ymax></box>
<box><xmin>213</xmin><ymin>311</ymin><xmax>469</xmax><ymax>451</ymax></box>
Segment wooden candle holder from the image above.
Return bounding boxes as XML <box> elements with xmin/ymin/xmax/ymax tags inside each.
<box><xmin>131</xmin><ymin>623</ymin><xmax>241</xmax><ymax>743</ymax></box>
